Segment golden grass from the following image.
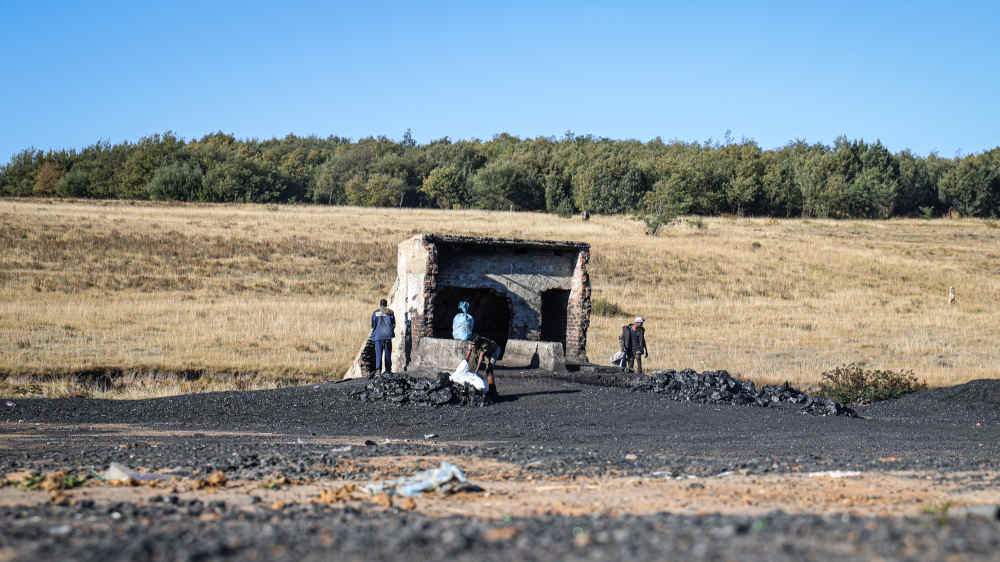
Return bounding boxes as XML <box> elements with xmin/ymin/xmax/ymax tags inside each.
<box><xmin>1</xmin><ymin>199</ymin><xmax>998</xmax><ymax>397</ymax></box>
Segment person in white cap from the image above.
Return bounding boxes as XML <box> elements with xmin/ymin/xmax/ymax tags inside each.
<box><xmin>620</xmin><ymin>317</ymin><xmax>648</xmax><ymax>374</ymax></box>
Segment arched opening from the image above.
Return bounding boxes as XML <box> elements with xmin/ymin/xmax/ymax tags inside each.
<box><xmin>432</xmin><ymin>287</ymin><xmax>511</xmax><ymax>352</ymax></box>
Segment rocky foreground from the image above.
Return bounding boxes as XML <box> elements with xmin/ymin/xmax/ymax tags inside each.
<box><xmin>2</xmin><ymin>371</ymin><xmax>1000</xmax><ymax>561</ymax></box>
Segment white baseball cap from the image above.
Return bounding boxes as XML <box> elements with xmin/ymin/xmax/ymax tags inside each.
<box><xmin>634</xmin><ymin>317</ymin><xmax>644</xmax><ymax>323</ymax></box>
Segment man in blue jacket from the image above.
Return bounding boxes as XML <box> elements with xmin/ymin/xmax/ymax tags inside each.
<box><xmin>370</xmin><ymin>299</ymin><xmax>396</xmax><ymax>375</ymax></box>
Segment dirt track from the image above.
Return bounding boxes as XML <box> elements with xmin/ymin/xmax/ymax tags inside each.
<box><xmin>2</xmin><ymin>371</ymin><xmax>1000</xmax><ymax>561</ymax></box>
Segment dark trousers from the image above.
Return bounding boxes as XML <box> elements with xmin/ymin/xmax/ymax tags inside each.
<box><xmin>374</xmin><ymin>340</ymin><xmax>392</xmax><ymax>374</ymax></box>
<box><xmin>625</xmin><ymin>351</ymin><xmax>643</xmax><ymax>374</ymax></box>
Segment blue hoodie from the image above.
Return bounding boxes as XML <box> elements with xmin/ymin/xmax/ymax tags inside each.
<box><xmin>452</xmin><ymin>301</ymin><xmax>474</xmax><ymax>340</ymax></box>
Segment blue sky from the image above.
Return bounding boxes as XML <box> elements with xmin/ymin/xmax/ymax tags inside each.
<box><xmin>2</xmin><ymin>0</ymin><xmax>998</xmax><ymax>163</ymax></box>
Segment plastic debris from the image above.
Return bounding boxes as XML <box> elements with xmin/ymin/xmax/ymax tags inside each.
<box><xmin>4</xmin><ymin>401</ymin><xmax>14</xmax><ymax>408</ymax></box>
<box><xmin>102</xmin><ymin>462</ymin><xmax>170</xmax><ymax>482</ymax></box>
<box><xmin>363</xmin><ymin>461</ymin><xmax>474</xmax><ymax>497</ymax></box>
<box><xmin>808</xmin><ymin>471</ymin><xmax>862</xmax><ymax>478</ymax></box>
<box><xmin>609</xmin><ymin>350</ymin><xmax>626</xmax><ymax>368</ymax></box>
<box><xmin>450</xmin><ymin>360</ymin><xmax>486</xmax><ymax>391</ymax></box>
<box><xmin>423</xmin><ymin>433</ymin><xmax>437</xmax><ymax>439</ymax></box>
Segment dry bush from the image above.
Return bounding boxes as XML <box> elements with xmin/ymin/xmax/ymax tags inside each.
<box><xmin>2</xmin><ymin>199</ymin><xmax>999</xmax><ymax>398</ymax></box>
<box><xmin>817</xmin><ymin>363</ymin><xmax>928</xmax><ymax>405</ymax></box>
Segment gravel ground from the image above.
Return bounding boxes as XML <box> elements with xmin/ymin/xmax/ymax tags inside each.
<box><xmin>3</xmin><ymin>370</ymin><xmax>1000</xmax><ymax>561</ymax></box>
<box><xmin>5</xmin><ymin>501</ymin><xmax>1000</xmax><ymax>562</ymax></box>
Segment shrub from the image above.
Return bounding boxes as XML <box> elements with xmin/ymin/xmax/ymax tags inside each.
<box><xmin>56</xmin><ymin>168</ymin><xmax>93</xmax><ymax>198</ymax></box>
<box><xmin>640</xmin><ymin>210</ymin><xmax>678</xmax><ymax>235</ymax></box>
<box><xmin>817</xmin><ymin>363</ymin><xmax>927</xmax><ymax>405</ymax></box>
<box><xmin>574</xmin><ymin>157</ymin><xmax>648</xmax><ymax>215</ymax></box>
<box><xmin>554</xmin><ymin>198</ymin><xmax>575</xmax><ymax>218</ymax></box>
<box><xmin>146</xmin><ymin>161</ymin><xmax>203</xmax><ymax>201</ymax></box>
<box><xmin>592</xmin><ymin>298</ymin><xmax>626</xmax><ymax>317</ymax></box>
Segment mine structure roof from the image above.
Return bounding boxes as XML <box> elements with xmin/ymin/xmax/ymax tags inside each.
<box><xmin>418</xmin><ymin>233</ymin><xmax>589</xmax><ymax>251</ymax></box>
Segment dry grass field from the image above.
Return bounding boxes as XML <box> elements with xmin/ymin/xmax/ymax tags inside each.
<box><xmin>1</xmin><ymin>198</ymin><xmax>998</xmax><ymax>398</ymax></box>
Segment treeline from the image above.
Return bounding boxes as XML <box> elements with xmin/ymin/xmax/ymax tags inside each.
<box><xmin>2</xmin><ymin>130</ymin><xmax>999</xmax><ymax>219</ymax></box>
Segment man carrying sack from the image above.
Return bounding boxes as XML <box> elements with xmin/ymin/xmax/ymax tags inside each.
<box><xmin>620</xmin><ymin>317</ymin><xmax>648</xmax><ymax>374</ymax></box>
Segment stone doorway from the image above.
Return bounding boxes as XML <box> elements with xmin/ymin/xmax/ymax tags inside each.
<box><xmin>540</xmin><ymin>289</ymin><xmax>570</xmax><ymax>352</ymax></box>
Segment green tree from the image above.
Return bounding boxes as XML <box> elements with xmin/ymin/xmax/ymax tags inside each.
<box><xmin>145</xmin><ymin>161</ymin><xmax>204</xmax><ymax>201</ymax></box>
<box><xmin>470</xmin><ymin>159</ymin><xmax>544</xmax><ymax>210</ymax></box>
<box><xmin>311</xmin><ymin>160</ymin><xmax>347</xmax><ymax>204</ymax></box>
<box><xmin>201</xmin><ymin>156</ymin><xmax>290</xmax><ymax>202</ymax></box>
<box><xmin>939</xmin><ymin>150</ymin><xmax>1000</xmax><ymax>217</ymax></box>
<box><xmin>849</xmin><ymin>141</ymin><xmax>899</xmax><ymax>218</ymax></box>
<box><xmin>118</xmin><ymin>132</ymin><xmax>186</xmax><ymax>199</ymax></box>
<box><xmin>543</xmin><ymin>168</ymin><xmax>573</xmax><ymax>213</ymax></box>
<box><xmin>33</xmin><ymin>161</ymin><xmax>66</xmax><ymax>195</ymax></box>
<box><xmin>793</xmin><ymin>150</ymin><xmax>832</xmax><ymax>217</ymax></box>
<box><xmin>344</xmin><ymin>174</ymin><xmax>367</xmax><ymax>206</ymax></box>
<box><xmin>1</xmin><ymin>148</ymin><xmax>44</xmax><ymax>196</ymax></box>
<box><xmin>55</xmin><ymin>167</ymin><xmax>92</xmax><ymax>197</ymax></box>
<box><xmin>895</xmin><ymin>150</ymin><xmax>938</xmax><ymax>216</ymax></box>
<box><xmin>573</xmin><ymin>157</ymin><xmax>648</xmax><ymax>214</ymax></box>
<box><xmin>420</xmin><ymin>166</ymin><xmax>468</xmax><ymax>208</ymax></box>
<box><xmin>365</xmin><ymin>173</ymin><xmax>407</xmax><ymax>207</ymax></box>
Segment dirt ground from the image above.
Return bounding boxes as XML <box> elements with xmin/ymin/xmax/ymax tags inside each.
<box><xmin>4</xmin><ymin>426</ymin><xmax>999</xmax><ymax>521</ymax></box>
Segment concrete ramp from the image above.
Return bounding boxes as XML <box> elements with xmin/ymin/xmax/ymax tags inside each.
<box><xmin>408</xmin><ymin>338</ymin><xmax>469</xmax><ymax>371</ymax></box>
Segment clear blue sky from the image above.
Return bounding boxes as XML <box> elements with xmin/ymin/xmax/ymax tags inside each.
<box><xmin>2</xmin><ymin>0</ymin><xmax>998</xmax><ymax>163</ymax></box>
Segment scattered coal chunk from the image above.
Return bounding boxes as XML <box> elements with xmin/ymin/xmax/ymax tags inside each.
<box><xmin>624</xmin><ymin>369</ymin><xmax>857</xmax><ymax>417</ymax></box>
<box><xmin>351</xmin><ymin>372</ymin><xmax>490</xmax><ymax>407</ymax></box>
<box><xmin>799</xmin><ymin>396</ymin><xmax>857</xmax><ymax>417</ymax></box>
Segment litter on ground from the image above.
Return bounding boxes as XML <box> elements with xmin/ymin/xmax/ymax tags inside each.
<box><xmin>362</xmin><ymin>462</ymin><xmax>477</xmax><ymax>497</ymax></box>
<box><xmin>101</xmin><ymin>462</ymin><xmax>170</xmax><ymax>482</ymax></box>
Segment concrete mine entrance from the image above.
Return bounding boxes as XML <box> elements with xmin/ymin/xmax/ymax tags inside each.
<box><xmin>431</xmin><ymin>287</ymin><xmax>512</xmax><ymax>353</ymax></box>
<box><xmin>343</xmin><ymin>234</ymin><xmax>591</xmax><ymax>378</ymax></box>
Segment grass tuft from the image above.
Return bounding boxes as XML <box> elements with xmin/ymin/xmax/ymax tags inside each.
<box><xmin>592</xmin><ymin>298</ymin><xmax>627</xmax><ymax>318</ymax></box>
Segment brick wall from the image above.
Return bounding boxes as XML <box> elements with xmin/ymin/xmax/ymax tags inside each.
<box><xmin>565</xmin><ymin>248</ymin><xmax>591</xmax><ymax>363</ymax></box>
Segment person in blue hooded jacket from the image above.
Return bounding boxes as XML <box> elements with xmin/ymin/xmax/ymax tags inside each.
<box><xmin>452</xmin><ymin>301</ymin><xmax>474</xmax><ymax>340</ymax></box>
<box><xmin>370</xmin><ymin>299</ymin><xmax>396</xmax><ymax>374</ymax></box>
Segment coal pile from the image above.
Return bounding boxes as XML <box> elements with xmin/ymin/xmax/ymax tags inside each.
<box><xmin>628</xmin><ymin>369</ymin><xmax>857</xmax><ymax>417</ymax></box>
<box><xmin>352</xmin><ymin>372</ymin><xmax>489</xmax><ymax>407</ymax></box>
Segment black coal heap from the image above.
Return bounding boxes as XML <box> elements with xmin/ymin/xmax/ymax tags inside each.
<box><xmin>352</xmin><ymin>372</ymin><xmax>490</xmax><ymax>407</ymax></box>
<box><xmin>627</xmin><ymin>369</ymin><xmax>857</xmax><ymax>417</ymax></box>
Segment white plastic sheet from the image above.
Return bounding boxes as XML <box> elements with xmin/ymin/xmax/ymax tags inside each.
<box><xmin>450</xmin><ymin>360</ymin><xmax>486</xmax><ymax>391</ymax></box>
<box><xmin>363</xmin><ymin>461</ymin><xmax>469</xmax><ymax>497</ymax></box>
